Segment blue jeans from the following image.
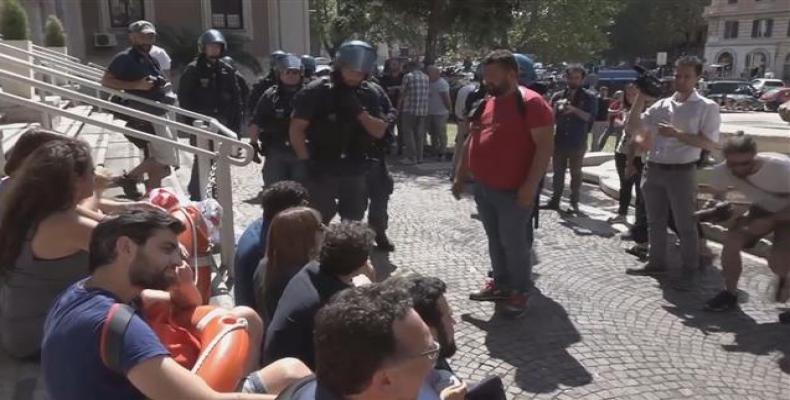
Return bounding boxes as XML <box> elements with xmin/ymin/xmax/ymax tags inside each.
<box><xmin>473</xmin><ymin>182</ymin><xmax>534</xmax><ymax>294</ymax></box>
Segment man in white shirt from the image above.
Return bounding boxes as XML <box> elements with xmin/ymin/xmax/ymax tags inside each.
<box><xmin>703</xmin><ymin>135</ymin><xmax>790</xmax><ymax>317</ymax></box>
<box><xmin>150</xmin><ymin>45</ymin><xmax>172</xmax><ymax>80</ymax></box>
<box><xmin>625</xmin><ymin>56</ymin><xmax>721</xmax><ymax>286</ymax></box>
<box><xmin>426</xmin><ymin>65</ymin><xmax>451</xmax><ymax>161</ymax></box>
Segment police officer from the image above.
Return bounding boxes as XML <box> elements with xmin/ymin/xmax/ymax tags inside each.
<box><xmin>248</xmin><ymin>50</ymin><xmax>287</xmax><ymax>116</ymax></box>
<box><xmin>178</xmin><ymin>29</ymin><xmax>243</xmax><ymax>200</ymax></box>
<box><xmin>301</xmin><ymin>54</ymin><xmax>317</xmax><ymax>81</ymax></box>
<box><xmin>366</xmin><ymin>78</ymin><xmax>398</xmax><ymax>251</ymax></box>
<box><xmin>221</xmin><ymin>56</ymin><xmax>250</xmax><ymax>124</ymax></box>
<box><xmin>248</xmin><ymin>53</ymin><xmax>304</xmax><ymax>186</ymax></box>
<box><xmin>289</xmin><ymin>40</ymin><xmax>389</xmax><ymax>224</ymax></box>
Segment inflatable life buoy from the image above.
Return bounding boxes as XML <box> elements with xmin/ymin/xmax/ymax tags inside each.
<box><xmin>148</xmin><ymin>188</ymin><xmax>215</xmax><ymax>303</ymax></box>
<box><xmin>144</xmin><ymin>304</ymin><xmax>251</xmax><ymax>392</ymax></box>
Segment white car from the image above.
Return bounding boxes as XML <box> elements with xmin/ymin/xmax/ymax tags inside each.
<box><xmin>750</xmin><ymin>78</ymin><xmax>785</xmax><ymax>94</ymax></box>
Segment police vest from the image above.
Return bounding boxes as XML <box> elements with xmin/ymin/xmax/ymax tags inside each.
<box><xmin>258</xmin><ymin>85</ymin><xmax>300</xmax><ymax>149</ymax></box>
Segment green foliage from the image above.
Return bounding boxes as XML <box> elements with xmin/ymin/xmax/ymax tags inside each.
<box><xmin>0</xmin><ymin>0</ymin><xmax>30</xmax><ymax>40</ymax></box>
<box><xmin>605</xmin><ymin>0</ymin><xmax>708</xmax><ymax>62</ymax></box>
<box><xmin>44</xmin><ymin>15</ymin><xmax>66</xmax><ymax>47</ymax></box>
<box><xmin>156</xmin><ymin>27</ymin><xmax>262</xmax><ymax>74</ymax></box>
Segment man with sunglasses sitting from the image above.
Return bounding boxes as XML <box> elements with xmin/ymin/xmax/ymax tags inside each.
<box><xmin>276</xmin><ymin>280</ymin><xmax>440</xmax><ymax>399</ymax></box>
<box><xmin>704</xmin><ymin>134</ymin><xmax>790</xmax><ymax>319</ymax></box>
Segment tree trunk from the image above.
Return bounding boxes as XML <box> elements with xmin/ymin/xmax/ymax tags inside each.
<box><xmin>423</xmin><ymin>0</ymin><xmax>443</xmax><ymax>65</ymax></box>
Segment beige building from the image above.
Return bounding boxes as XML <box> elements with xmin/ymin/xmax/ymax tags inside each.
<box><xmin>703</xmin><ymin>0</ymin><xmax>790</xmax><ymax>81</ymax></box>
<box><xmin>9</xmin><ymin>0</ymin><xmax>310</xmax><ymax>72</ymax></box>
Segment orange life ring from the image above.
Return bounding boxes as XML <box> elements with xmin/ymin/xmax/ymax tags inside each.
<box><xmin>144</xmin><ymin>304</ymin><xmax>251</xmax><ymax>392</ymax></box>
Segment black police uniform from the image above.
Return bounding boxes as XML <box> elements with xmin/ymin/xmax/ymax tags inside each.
<box><xmin>292</xmin><ymin>76</ymin><xmax>384</xmax><ymax>223</ymax></box>
<box><xmin>365</xmin><ymin>82</ymin><xmax>397</xmax><ymax>244</ymax></box>
<box><xmin>248</xmin><ymin>72</ymin><xmax>278</xmax><ymax>116</ymax></box>
<box><xmin>178</xmin><ymin>54</ymin><xmax>242</xmax><ymax>199</ymax></box>
<box><xmin>254</xmin><ymin>82</ymin><xmax>303</xmax><ymax>185</ymax></box>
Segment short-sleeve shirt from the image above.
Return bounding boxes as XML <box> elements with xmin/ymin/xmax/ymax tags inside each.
<box><xmin>468</xmin><ymin>87</ymin><xmax>554</xmax><ymax>190</ymax></box>
<box><xmin>428</xmin><ymin>78</ymin><xmax>450</xmax><ymax>116</ymax></box>
<box><xmin>640</xmin><ymin>89</ymin><xmax>721</xmax><ymax>164</ymax></box>
<box><xmin>41</xmin><ymin>279</ymin><xmax>169</xmax><ymax>400</ymax></box>
<box><xmin>401</xmin><ymin>70</ymin><xmax>430</xmax><ymax>116</ymax></box>
<box><xmin>709</xmin><ymin>153</ymin><xmax>790</xmax><ymax>213</ymax></box>
<box><xmin>551</xmin><ymin>88</ymin><xmax>597</xmax><ymax>149</ymax></box>
<box><xmin>262</xmin><ymin>261</ymin><xmax>351</xmax><ymax>369</ymax></box>
<box><xmin>106</xmin><ymin>47</ymin><xmax>165</xmax><ymax>101</ymax></box>
<box><xmin>233</xmin><ymin>217</ymin><xmax>268</xmax><ymax>308</ymax></box>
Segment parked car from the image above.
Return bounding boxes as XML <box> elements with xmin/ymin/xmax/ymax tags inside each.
<box><xmin>750</xmin><ymin>78</ymin><xmax>785</xmax><ymax>96</ymax></box>
<box><xmin>705</xmin><ymin>80</ymin><xmax>761</xmax><ymax>111</ymax></box>
<box><xmin>759</xmin><ymin>87</ymin><xmax>790</xmax><ymax>112</ymax></box>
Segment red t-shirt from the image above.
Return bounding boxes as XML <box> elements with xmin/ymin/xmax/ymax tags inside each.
<box><xmin>468</xmin><ymin>87</ymin><xmax>554</xmax><ymax>190</ymax></box>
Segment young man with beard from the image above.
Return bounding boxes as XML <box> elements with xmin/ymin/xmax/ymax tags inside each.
<box><xmin>103</xmin><ymin>21</ymin><xmax>179</xmax><ymax>198</ymax></box>
<box><xmin>452</xmin><ymin>50</ymin><xmax>555</xmax><ymax>317</ymax></box>
<box><xmin>41</xmin><ymin>209</ymin><xmax>310</xmax><ymax>400</ymax></box>
<box><xmin>407</xmin><ymin>276</ymin><xmax>507</xmax><ymax>400</ymax></box>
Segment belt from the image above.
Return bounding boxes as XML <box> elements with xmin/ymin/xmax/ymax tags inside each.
<box><xmin>647</xmin><ymin>161</ymin><xmax>696</xmax><ymax>170</ymax></box>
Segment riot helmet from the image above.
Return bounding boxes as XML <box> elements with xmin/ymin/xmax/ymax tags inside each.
<box><xmin>198</xmin><ymin>29</ymin><xmax>227</xmax><ymax>57</ymax></box>
<box><xmin>275</xmin><ymin>53</ymin><xmax>303</xmax><ymax>86</ymax></box>
<box><xmin>301</xmin><ymin>55</ymin><xmax>317</xmax><ymax>78</ymax></box>
<box><xmin>514</xmin><ymin>53</ymin><xmax>537</xmax><ymax>86</ymax></box>
<box><xmin>334</xmin><ymin>40</ymin><xmax>377</xmax><ymax>74</ymax></box>
<box><xmin>270</xmin><ymin>50</ymin><xmax>287</xmax><ymax>68</ymax></box>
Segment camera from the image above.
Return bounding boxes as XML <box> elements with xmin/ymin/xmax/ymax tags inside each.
<box><xmin>147</xmin><ymin>75</ymin><xmax>167</xmax><ymax>89</ymax></box>
<box><xmin>555</xmin><ymin>98</ymin><xmax>569</xmax><ymax>113</ymax></box>
<box><xmin>633</xmin><ymin>65</ymin><xmax>663</xmax><ymax>98</ymax></box>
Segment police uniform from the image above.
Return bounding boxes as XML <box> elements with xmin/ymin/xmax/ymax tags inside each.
<box><xmin>365</xmin><ymin>81</ymin><xmax>397</xmax><ymax>248</ymax></box>
<box><xmin>254</xmin><ymin>82</ymin><xmax>303</xmax><ymax>185</ymax></box>
<box><xmin>292</xmin><ymin>76</ymin><xmax>385</xmax><ymax>223</ymax></box>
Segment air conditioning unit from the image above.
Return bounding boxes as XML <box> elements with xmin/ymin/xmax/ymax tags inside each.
<box><xmin>93</xmin><ymin>33</ymin><xmax>118</xmax><ymax>48</ymax></box>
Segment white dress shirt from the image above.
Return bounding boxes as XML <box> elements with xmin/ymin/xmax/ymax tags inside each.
<box><xmin>641</xmin><ymin>89</ymin><xmax>721</xmax><ymax>164</ymax></box>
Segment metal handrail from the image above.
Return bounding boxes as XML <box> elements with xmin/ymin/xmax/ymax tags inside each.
<box><xmin>31</xmin><ymin>44</ymin><xmax>82</xmax><ymax>63</ymax></box>
<box><xmin>0</xmin><ymin>52</ymin><xmax>250</xmax><ymax>163</ymax></box>
<box><xmin>0</xmin><ymin>42</ymin><xmax>239</xmax><ymax>141</ymax></box>
<box><xmin>0</xmin><ymin>87</ymin><xmax>238</xmax><ymax>268</ymax></box>
<box><xmin>0</xmin><ymin>41</ymin><xmax>104</xmax><ymax>80</ymax></box>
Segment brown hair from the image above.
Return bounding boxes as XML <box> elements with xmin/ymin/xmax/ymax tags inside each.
<box><xmin>4</xmin><ymin>127</ymin><xmax>65</xmax><ymax>176</ymax></box>
<box><xmin>260</xmin><ymin>207</ymin><xmax>323</xmax><ymax>313</ymax></box>
<box><xmin>0</xmin><ymin>139</ymin><xmax>93</xmax><ymax>278</ymax></box>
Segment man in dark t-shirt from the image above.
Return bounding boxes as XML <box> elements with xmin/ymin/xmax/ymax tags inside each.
<box><xmin>263</xmin><ymin>222</ymin><xmax>374</xmax><ymax>368</ymax></box>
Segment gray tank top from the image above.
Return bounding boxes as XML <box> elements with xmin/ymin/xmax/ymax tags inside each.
<box><xmin>0</xmin><ymin>237</ymin><xmax>89</xmax><ymax>358</ymax></box>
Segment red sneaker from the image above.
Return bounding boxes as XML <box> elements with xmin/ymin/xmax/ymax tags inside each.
<box><xmin>469</xmin><ymin>280</ymin><xmax>510</xmax><ymax>302</ymax></box>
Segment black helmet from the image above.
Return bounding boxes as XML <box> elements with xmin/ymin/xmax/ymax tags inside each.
<box><xmin>301</xmin><ymin>54</ymin><xmax>316</xmax><ymax>77</ymax></box>
<box><xmin>334</xmin><ymin>40</ymin><xmax>377</xmax><ymax>74</ymax></box>
<box><xmin>270</xmin><ymin>50</ymin><xmax>287</xmax><ymax>68</ymax></box>
<box><xmin>275</xmin><ymin>53</ymin><xmax>303</xmax><ymax>74</ymax></box>
<box><xmin>220</xmin><ymin>56</ymin><xmax>237</xmax><ymax>70</ymax></box>
<box><xmin>198</xmin><ymin>29</ymin><xmax>227</xmax><ymax>53</ymax></box>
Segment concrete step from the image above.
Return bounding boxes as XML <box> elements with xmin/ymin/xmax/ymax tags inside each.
<box><xmin>54</xmin><ymin>105</ymin><xmax>92</xmax><ymax>138</ymax></box>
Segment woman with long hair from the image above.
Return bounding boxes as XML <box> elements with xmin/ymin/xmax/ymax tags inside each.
<box><xmin>252</xmin><ymin>206</ymin><xmax>323</xmax><ymax>324</ymax></box>
<box><xmin>608</xmin><ymin>83</ymin><xmax>641</xmax><ymax>225</ymax></box>
<box><xmin>0</xmin><ymin>139</ymin><xmax>97</xmax><ymax>358</ymax></box>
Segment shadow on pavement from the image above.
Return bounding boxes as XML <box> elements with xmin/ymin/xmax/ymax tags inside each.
<box><xmin>461</xmin><ymin>294</ymin><xmax>592</xmax><ymax>394</ymax></box>
<box><xmin>557</xmin><ymin>213</ymin><xmax>618</xmax><ymax>238</ymax></box>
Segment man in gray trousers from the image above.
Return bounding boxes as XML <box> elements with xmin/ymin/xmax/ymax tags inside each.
<box><xmin>625</xmin><ymin>56</ymin><xmax>721</xmax><ymax>289</ymax></box>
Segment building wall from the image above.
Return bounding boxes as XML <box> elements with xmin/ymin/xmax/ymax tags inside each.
<box><xmin>703</xmin><ymin>0</ymin><xmax>790</xmax><ymax>80</ymax></box>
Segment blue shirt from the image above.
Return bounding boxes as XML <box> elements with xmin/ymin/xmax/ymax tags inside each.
<box><xmin>551</xmin><ymin>88</ymin><xmax>598</xmax><ymax>149</ymax></box>
<box><xmin>41</xmin><ymin>279</ymin><xmax>169</xmax><ymax>400</ymax></box>
<box><xmin>107</xmin><ymin>47</ymin><xmax>165</xmax><ymax>101</ymax></box>
<box><xmin>234</xmin><ymin>217</ymin><xmax>268</xmax><ymax>308</ymax></box>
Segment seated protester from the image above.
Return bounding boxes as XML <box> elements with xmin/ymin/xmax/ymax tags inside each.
<box><xmin>253</xmin><ymin>206</ymin><xmax>323</xmax><ymax>325</ymax></box>
<box><xmin>263</xmin><ymin>222</ymin><xmax>374</xmax><ymax>369</ymax></box>
<box><xmin>277</xmin><ymin>281</ymin><xmax>438</xmax><ymax>400</ymax></box>
<box><xmin>407</xmin><ymin>276</ymin><xmax>506</xmax><ymax>400</ymax></box>
<box><xmin>42</xmin><ymin>209</ymin><xmax>312</xmax><ymax>400</ymax></box>
<box><xmin>0</xmin><ymin>139</ymin><xmax>97</xmax><ymax>359</ymax></box>
<box><xmin>234</xmin><ymin>181</ymin><xmax>309</xmax><ymax>308</ymax></box>
<box><xmin>0</xmin><ymin>128</ymin><xmax>159</xmax><ymax>222</ymax></box>
<box><xmin>704</xmin><ymin>134</ymin><xmax>790</xmax><ymax>319</ymax></box>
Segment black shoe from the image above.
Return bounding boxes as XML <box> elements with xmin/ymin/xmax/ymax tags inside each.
<box><xmin>498</xmin><ymin>292</ymin><xmax>528</xmax><ymax>319</ymax></box>
<box><xmin>539</xmin><ymin>200</ymin><xmax>560</xmax><ymax>210</ymax></box>
<box><xmin>779</xmin><ymin>311</ymin><xmax>790</xmax><ymax>324</ymax></box>
<box><xmin>469</xmin><ymin>280</ymin><xmax>511</xmax><ymax>302</ymax></box>
<box><xmin>565</xmin><ymin>203</ymin><xmax>581</xmax><ymax>215</ymax></box>
<box><xmin>775</xmin><ymin>275</ymin><xmax>790</xmax><ymax>303</ymax></box>
<box><xmin>114</xmin><ymin>173</ymin><xmax>142</xmax><ymax>200</ymax></box>
<box><xmin>625</xmin><ymin>244</ymin><xmax>649</xmax><ymax>260</ymax></box>
<box><xmin>375</xmin><ymin>235</ymin><xmax>395</xmax><ymax>252</ymax></box>
<box><xmin>704</xmin><ymin>290</ymin><xmax>738</xmax><ymax>312</ymax></box>
<box><xmin>626</xmin><ymin>264</ymin><xmax>666</xmax><ymax>276</ymax></box>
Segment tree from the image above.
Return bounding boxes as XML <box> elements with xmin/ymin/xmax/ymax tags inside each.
<box><xmin>606</xmin><ymin>0</ymin><xmax>707</xmax><ymax>63</ymax></box>
<box><xmin>44</xmin><ymin>15</ymin><xmax>66</xmax><ymax>47</ymax></box>
<box><xmin>156</xmin><ymin>27</ymin><xmax>262</xmax><ymax>74</ymax></box>
<box><xmin>0</xmin><ymin>0</ymin><xmax>29</xmax><ymax>41</ymax></box>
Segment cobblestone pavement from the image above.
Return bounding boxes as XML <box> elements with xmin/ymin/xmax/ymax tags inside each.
<box><xmin>231</xmin><ymin>158</ymin><xmax>790</xmax><ymax>400</ymax></box>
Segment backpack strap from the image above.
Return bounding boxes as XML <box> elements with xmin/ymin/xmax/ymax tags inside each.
<box><xmin>99</xmin><ymin>303</ymin><xmax>136</xmax><ymax>374</ymax></box>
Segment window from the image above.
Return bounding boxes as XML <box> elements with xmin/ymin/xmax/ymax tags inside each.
<box><xmin>724</xmin><ymin>21</ymin><xmax>739</xmax><ymax>39</ymax></box>
<box><xmin>211</xmin><ymin>0</ymin><xmax>243</xmax><ymax>29</ymax></box>
<box><xmin>752</xmin><ymin>19</ymin><xmax>773</xmax><ymax>38</ymax></box>
<box><xmin>108</xmin><ymin>0</ymin><xmax>144</xmax><ymax>28</ymax></box>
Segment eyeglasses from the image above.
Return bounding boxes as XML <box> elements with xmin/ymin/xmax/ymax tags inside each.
<box><xmin>390</xmin><ymin>340</ymin><xmax>441</xmax><ymax>365</ymax></box>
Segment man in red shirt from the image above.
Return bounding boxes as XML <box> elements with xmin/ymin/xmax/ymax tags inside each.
<box><xmin>452</xmin><ymin>50</ymin><xmax>554</xmax><ymax>317</ymax></box>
